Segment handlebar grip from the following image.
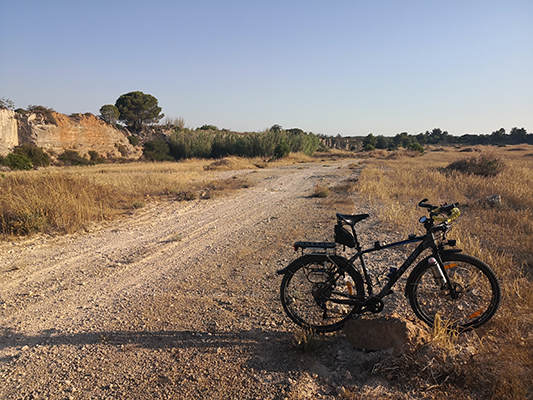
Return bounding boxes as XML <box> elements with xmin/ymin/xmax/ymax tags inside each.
<box><xmin>418</xmin><ymin>199</ymin><xmax>433</xmax><ymax>209</ymax></box>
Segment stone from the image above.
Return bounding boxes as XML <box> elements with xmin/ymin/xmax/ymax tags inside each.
<box><xmin>485</xmin><ymin>195</ymin><xmax>502</xmax><ymax>206</ymax></box>
<box><xmin>343</xmin><ymin>313</ymin><xmax>430</xmax><ymax>355</ymax></box>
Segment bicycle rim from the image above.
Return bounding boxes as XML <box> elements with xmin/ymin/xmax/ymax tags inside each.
<box><xmin>409</xmin><ymin>254</ymin><xmax>501</xmax><ymax>330</ymax></box>
<box><xmin>280</xmin><ymin>255</ymin><xmax>364</xmax><ymax>333</ymax></box>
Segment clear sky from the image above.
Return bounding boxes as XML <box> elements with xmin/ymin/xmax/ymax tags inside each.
<box><xmin>1</xmin><ymin>0</ymin><xmax>532</xmax><ymax>137</ymax></box>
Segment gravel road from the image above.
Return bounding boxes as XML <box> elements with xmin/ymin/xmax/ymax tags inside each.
<box><xmin>0</xmin><ymin>160</ymin><xmax>408</xmax><ymax>399</ymax></box>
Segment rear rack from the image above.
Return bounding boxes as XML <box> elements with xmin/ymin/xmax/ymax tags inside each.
<box><xmin>294</xmin><ymin>241</ymin><xmax>337</xmax><ymax>255</ymax></box>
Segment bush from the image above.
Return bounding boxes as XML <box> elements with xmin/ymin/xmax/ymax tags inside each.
<box><xmin>58</xmin><ymin>150</ymin><xmax>91</xmax><ymax>166</ymax></box>
<box><xmin>88</xmin><ymin>151</ymin><xmax>105</xmax><ymax>164</ymax></box>
<box><xmin>364</xmin><ymin>144</ymin><xmax>376</xmax><ymax>151</ymax></box>
<box><xmin>27</xmin><ymin>105</ymin><xmax>57</xmax><ymax>125</ymax></box>
<box><xmin>273</xmin><ymin>140</ymin><xmax>290</xmax><ymax>159</ymax></box>
<box><xmin>408</xmin><ymin>142</ymin><xmax>425</xmax><ymax>154</ymax></box>
<box><xmin>311</xmin><ymin>185</ymin><xmax>330</xmax><ymax>198</ymax></box>
<box><xmin>14</xmin><ymin>144</ymin><xmax>50</xmax><ymax>167</ymax></box>
<box><xmin>445</xmin><ymin>154</ymin><xmax>506</xmax><ymax>177</ymax></box>
<box><xmin>128</xmin><ymin>135</ymin><xmax>139</xmax><ymax>146</ymax></box>
<box><xmin>143</xmin><ymin>140</ymin><xmax>174</xmax><ymax>161</ymax></box>
<box><xmin>2</xmin><ymin>153</ymin><xmax>33</xmax><ymax>170</ymax></box>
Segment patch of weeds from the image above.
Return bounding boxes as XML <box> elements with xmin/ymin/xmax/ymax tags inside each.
<box><xmin>292</xmin><ymin>327</ymin><xmax>324</xmax><ymax>352</ymax></box>
<box><xmin>175</xmin><ymin>191</ymin><xmax>198</xmax><ymax>201</ymax></box>
<box><xmin>311</xmin><ymin>185</ymin><xmax>330</xmax><ymax>198</ymax></box>
<box><xmin>169</xmin><ymin>232</ymin><xmax>182</xmax><ymax>242</ymax></box>
<box><xmin>131</xmin><ymin>201</ymin><xmax>145</xmax><ymax>209</ymax></box>
<box><xmin>3</xmin><ymin>211</ymin><xmax>48</xmax><ymax>235</ymax></box>
<box><xmin>431</xmin><ymin>313</ymin><xmax>459</xmax><ymax>354</ymax></box>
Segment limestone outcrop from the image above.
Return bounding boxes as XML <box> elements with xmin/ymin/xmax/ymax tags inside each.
<box><xmin>0</xmin><ymin>109</ymin><xmax>142</xmax><ymax>159</ymax></box>
<box><xmin>0</xmin><ymin>109</ymin><xmax>18</xmax><ymax>156</ymax></box>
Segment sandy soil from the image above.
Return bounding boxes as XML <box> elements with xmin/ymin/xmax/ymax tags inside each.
<box><xmin>0</xmin><ymin>160</ymin><xmax>414</xmax><ymax>399</ymax></box>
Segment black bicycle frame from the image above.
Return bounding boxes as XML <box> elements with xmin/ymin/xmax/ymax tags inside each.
<box><xmin>345</xmin><ymin>225</ymin><xmax>455</xmax><ymax>301</ymax></box>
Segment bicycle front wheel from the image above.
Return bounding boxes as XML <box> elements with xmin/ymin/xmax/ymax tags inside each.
<box><xmin>407</xmin><ymin>253</ymin><xmax>501</xmax><ymax>330</ymax></box>
<box><xmin>279</xmin><ymin>254</ymin><xmax>365</xmax><ymax>333</ymax></box>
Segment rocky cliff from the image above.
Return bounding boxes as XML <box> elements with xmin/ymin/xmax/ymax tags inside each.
<box><xmin>0</xmin><ymin>109</ymin><xmax>18</xmax><ymax>155</ymax></box>
<box><xmin>0</xmin><ymin>109</ymin><xmax>142</xmax><ymax>159</ymax></box>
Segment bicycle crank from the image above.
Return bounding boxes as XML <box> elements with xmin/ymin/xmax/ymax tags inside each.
<box><xmin>361</xmin><ymin>297</ymin><xmax>384</xmax><ymax>313</ymax></box>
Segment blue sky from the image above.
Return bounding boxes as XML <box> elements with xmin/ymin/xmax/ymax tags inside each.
<box><xmin>1</xmin><ymin>0</ymin><xmax>532</xmax><ymax>136</ymax></box>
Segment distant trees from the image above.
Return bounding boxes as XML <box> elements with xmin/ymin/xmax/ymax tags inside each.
<box><xmin>114</xmin><ymin>91</ymin><xmax>164</xmax><ymax>131</ymax></box>
<box><xmin>361</xmin><ymin>126</ymin><xmax>532</xmax><ymax>151</ymax></box>
<box><xmin>99</xmin><ymin>104</ymin><xmax>120</xmax><ymax>125</ymax></box>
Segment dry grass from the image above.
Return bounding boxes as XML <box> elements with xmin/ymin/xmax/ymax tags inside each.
<box><xmin>0</xmin><ymin>157</ymin><xmax>261</xmax><ymax>236</ymax></box>
<box><xmin>291</xmin><ymin>327</ymin><xmax>324</xmax><ymax>352</ymax></box>
<box><xmin>354</xmin><ymin>144</ymin><xmax>533</xmax><ymax>399</ymax></box>
<box><xmin>431</xmin><ymin>314</ymin><xmax>459</xmax><ymax>353</ymax></box>
<box><xmin>0</xmin><ymin>153</ymin><xmax>322</xmax><ymax>237</ymax></box>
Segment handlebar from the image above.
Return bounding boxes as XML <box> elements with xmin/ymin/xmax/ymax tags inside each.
<box><xmin>418</xmin><ymin>199</ymin><xmax>461</xmax><ymax>223</ymax></box>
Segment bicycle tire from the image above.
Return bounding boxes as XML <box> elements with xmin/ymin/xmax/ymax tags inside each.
<box><xmin>279</xmin><ymin>254</ymin><xmax>365</xmax><ymax>333</ymax></box>
<box><xmin>407</xmin><ymin>253</ymin><xmax>501</xmax><ymax>331</ymax></box>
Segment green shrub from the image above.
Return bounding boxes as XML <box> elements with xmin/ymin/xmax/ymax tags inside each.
<box><xmin>273</xmin><ymin>140</ymin><xmax>291</xmax><ymax>159</ymax></box>
<box><xmin>2</xmin><ymin>153</ymin><xmax>33</xmax><ymax>170</ymax></box>
<box><xmin>14</xmin><ymin>144</ymin><xmax>50</xmax><ymax>167</ymax></box>
<box><xmin>143</xmin><ymin>140</ymin><xmax>174</xmax><ymax>161</ymax></box>
<box><xmin>445</xmin><ymin>154</ymin><xmax>506</xmax><ymax>177</ymax></box>
<box><xmin>408</xmin><ymin>142</ymin><xmax>425</xmax><ymax>154</ymax></box>
<box><xmin>128</xmin><ymin>135</ymin><xmax>139</xmax><ymax>146</ymax></box>
<box><xmin>364</xmin><ymin>144</ymin><xmax>376</xmax><ymax>151</ymax></box>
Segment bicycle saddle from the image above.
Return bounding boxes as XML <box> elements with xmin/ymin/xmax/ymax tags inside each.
<box><xmin>336</xmin><ymin>213</ymin><xmax>369</xmax><ymax>226</ymax></box>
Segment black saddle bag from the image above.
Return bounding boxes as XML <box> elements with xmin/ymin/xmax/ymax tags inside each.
<box><xmin>334</xmin><ymin>224</ymin><xmax>355</xmax><ymax>248</ymax></box>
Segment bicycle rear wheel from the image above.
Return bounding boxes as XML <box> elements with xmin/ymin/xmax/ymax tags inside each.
<box><xmin>279</xmin><ymin>254</ymin><xmax>364</xmax><ymax>333</ymax></box>
<box><xmin>407</xmin><ymin>253</ymin><xmax>501</xmax><ymax>330</ymax></box>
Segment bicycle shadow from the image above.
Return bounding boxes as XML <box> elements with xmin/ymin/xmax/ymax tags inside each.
<box><xmin>0</xmin><ymin>326</ymin><xmax>297</xmax><ymax>369</ymax></box>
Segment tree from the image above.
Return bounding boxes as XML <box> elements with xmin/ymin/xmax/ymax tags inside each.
<box><xmin>489</xmin><ymin>128</ymin><xmax>506</xmax><ymax>144</ymax></box>
<box><xmin>99</xmin><ymin>104</ymin><xmax>120</xmax><ymax>125</ymax></box>
<box><xmin>375</xmin><ymin>135</ymin><xmax>394</xmax><ymax>150</ymax></box>
<box><xmin>115</xmin><ymin>91</ymin><xmax>164</xmax><ymax>131</ymax></box>
<box><xmin>427</xmin><ymin>128</ymin><xmax>450</xmax><ymax>144</ymax></box>
<box><xmin>0</xmin><ymin>97</ymin><xmax>15</xmax><ymax>110</ymax></box>
<box><xmin>394</xmin><ymin>132</ymin><xmax>412</xmax><ymax>148</ymax></box>
<box><xmin>509</xmin><ymin>127</ymin><xmax>527</xmax><ymax>144</ymax></box>
<box><xmin>363</xmin><ymin>133</ymin><xmax>377</xmax><ymax>150</ymax></box>
<box><xmin>270</xmin><ymin>124</ymin><xmax>283</xmax><ymax>133</ymax></box>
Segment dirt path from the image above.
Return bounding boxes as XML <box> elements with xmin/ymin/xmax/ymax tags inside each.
<box><xmin>0</xmin><ymin>159</ymin><xmax>402</xmax><ymax>399</ymax></box>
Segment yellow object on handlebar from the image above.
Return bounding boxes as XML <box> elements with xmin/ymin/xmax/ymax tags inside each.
<box><xmin>430</xmin><ymin>207</ymin><xmax>461</xmax><ymax>223</ymax></box>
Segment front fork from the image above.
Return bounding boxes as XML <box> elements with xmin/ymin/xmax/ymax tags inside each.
<box><xmin>431</xmin><ymin>253</ymin><xmax>459</xmax><ymax>299</ymax></box>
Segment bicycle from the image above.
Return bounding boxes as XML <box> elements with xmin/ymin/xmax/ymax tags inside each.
<box><xmin>277</xmin><ymin>199</ymin><xmax>501</xmax><ymax>333</ymax></box>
